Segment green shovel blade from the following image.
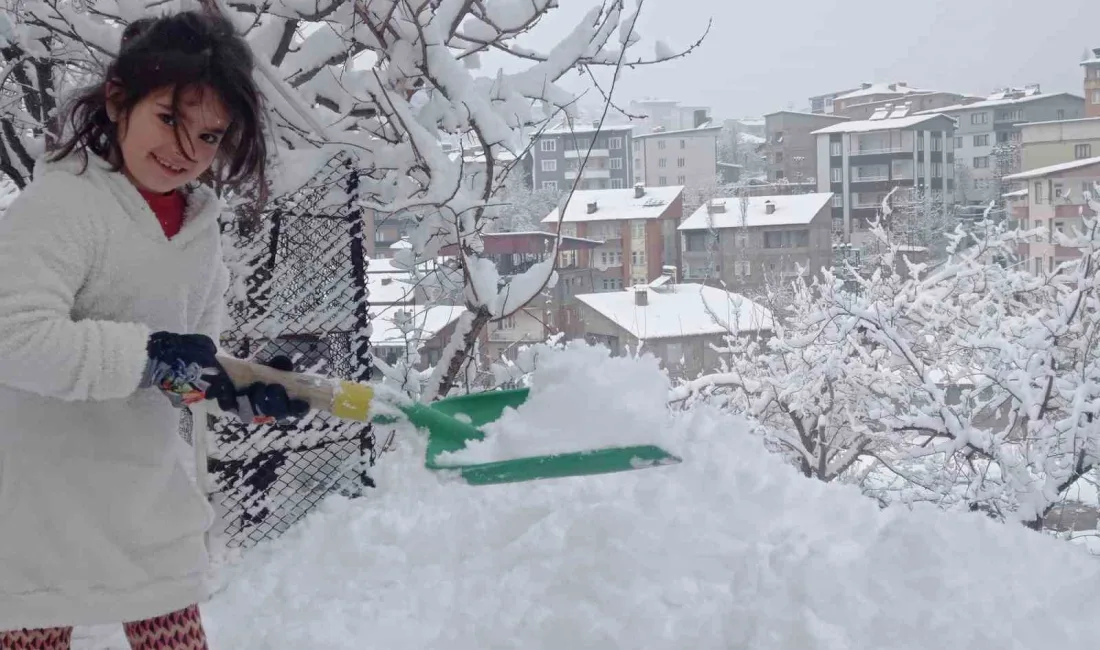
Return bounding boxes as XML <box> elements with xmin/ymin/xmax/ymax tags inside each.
<box><xmin>381</xmin><ymin>389</ymin><xmax>681</xmax><ymax>486</ymax></box>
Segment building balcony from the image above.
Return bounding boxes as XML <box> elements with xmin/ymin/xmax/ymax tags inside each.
<box><xmin>564</xmin><ymin>149</ymin><xmax>611</xmax><ymax>159</ymax></box>
<box><xmin>850</xmin><ymin>147</ymin><xmax>909</xmax><ymax>156</ymax></box>
<box><xmin>851</xmin><ymin>175</ymin><xmax>889</xmax><ymax>182</ymax></box>
<box><xmin>565</xmin><ymin>168</ymin><xmax>612</xmax><ymax>179</ymax></box>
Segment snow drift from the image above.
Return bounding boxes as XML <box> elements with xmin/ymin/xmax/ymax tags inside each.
<box><xmin>80</xmin><ymin>343</ymin><xmax>1100</xmax><ymax>649</ymax></box>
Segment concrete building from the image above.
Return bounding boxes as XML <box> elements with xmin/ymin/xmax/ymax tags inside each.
<box><xmin>677</xmin><ymin>193</ymin><xmax>834</xmax><ymax>291</ymax></box>
<box><xmin>633</xmin><ymin>124</ymin><xmax>721</xmax><ymax>190</ymax></box>
<box><xmin>763</xmin><ymin>111</ymin><xmax>850</xmax><ymax>183</ymax></box>
<box><xmin>1002</xmin><ymin>157</ymin><xmax>1100</xmax><ymax>274</ymax></box>
<box><xmin>1084</xmin><ymin>48</ymin><xmax>1100</xmax><ymax>118</ymax></box>
<box><xmin>812</xmin><ymin>111</ymin><xmax>957</xmax><ymax>246</ymax></box>
<box><xmin>1020</xmin><ymin>117</ymin><xmax>1100</xmax><ymax>171</ymax></box>
<box><xmin>809</xmin><ymin>88</ymin><xmax>857</xmax><ymax>115</ymax></box>
<box><xmin>628</xmin><ymin>98</ymin><xmax>712</xmax><ymax>133</ymax></box>
<box><xmin>530</xmin><ymin>122</ymin><xmax>636</xmax><ymax>192</ymax></box>
<box><xmin>917</xmin><ymin>88</ymin><xmax>1085</xmax><ymax>205</ymax></box>
<box><xmin>837</xmin><ymin>92</ymin><xmax>980</xmax><ymax>121</ymax></box>
<box><xmin>541</xmin><ymin>183</ymin><xmax>684</xmax><ymax>286</ymax></box>
<box><xmin>575</xmin><ymin>283</ymin><xmax>772</xmax><ymax>378</ymax></box>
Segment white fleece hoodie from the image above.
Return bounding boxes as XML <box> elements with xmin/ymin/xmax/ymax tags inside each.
<box><xmin>0</xmin><ymin>153</ymin><xmax>230</xmax><ymax>629</ymax></box>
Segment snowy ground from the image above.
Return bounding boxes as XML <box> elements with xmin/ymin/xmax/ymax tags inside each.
<box><xmin>76</xmin><ymin>344</ymin><xmax>1100</xmax><ymax>649</ymax></box>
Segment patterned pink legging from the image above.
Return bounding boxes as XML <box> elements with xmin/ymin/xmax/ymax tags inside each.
<box><xmin>0</xmin><ymin>604</ymin><xmax>208</xmax><ymax>650</ymax></box>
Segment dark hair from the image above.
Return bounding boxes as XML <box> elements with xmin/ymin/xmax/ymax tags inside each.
<box><xmin>49</xmin><ymin>11</ymin><xmax>267</xmax><ymax>191</ymax></box>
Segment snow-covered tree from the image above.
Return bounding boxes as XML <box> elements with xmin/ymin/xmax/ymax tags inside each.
<box><xmin>2</xmin><ymin>0</ymin><xmax>705</xmax><ymax>402</ymax></box>
<box><xmin>675</xmin><ymin>187</ymin><xmax>1100</xmax><ymax>532</ymax></box>
<box><xmin>487</xmin><ymin>170</ymin><xmax>561</xmax><ymax>233</ymax></box>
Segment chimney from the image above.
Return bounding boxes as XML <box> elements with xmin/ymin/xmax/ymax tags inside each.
<box><xmin>707</xmin><ymin>199</ymin><xmax>727</xmax><ymax>214</ymax></box>
<box><xmin>1093</xmin><ymin>47</ymin><xmax>1100</xmax><ymax>57</ymax></box>
<box><xmin>765</xmin><ymin>200</ymin><xmax>776</xmax><ymax>215</ymax></box>
<box><xmin>381</xmin><ymin>277</ymin><xmax>393</xmax><ymax>286</ymax></box>
<box><xmin>634</xmin><ymin>288</ymin><xmax>648</xmax><ymax>306</ymax></box>
<box><xmin>634</xmin><ymin>183</ymin><xmax>645</xmax><ymax>198</ymax></box>
<box><xmin>861</xmin><ymin>82</ymin><xmax>872</xmax><ymax>90</ymax></box>
<box><xmin>586</xmin><ymin>201</ymin><xmax>598</xmax><ymax>214</ymax></box>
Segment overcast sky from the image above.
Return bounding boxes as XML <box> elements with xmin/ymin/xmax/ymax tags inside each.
<box><xmin>487</xmin><ymin>0</ymin><xmax>1100</xmax><ymax>119</ymax></box>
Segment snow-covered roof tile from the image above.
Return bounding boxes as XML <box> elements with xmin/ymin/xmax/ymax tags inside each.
<box><xmin>633</xmin><ymin>124</ymin><xmax>722</xmax><ymax>139</ymax></box>
<box><xmin>811</xmin><ymin>113</ymin><xmax>953</xmax><ymax>135</ymax></box>
<box><xmin>1002</xmin><ymin>156</ymin><xmax>1100</xmax><ymax>181</ymax></box>
<box><xmin>678</xmin><ymin>193</ymin><xmax>833</xmax><ymax>230</ymax></box>
<box><xmin>540</xmin><ymin>123</ymin><xmax>636</xmax><ymax>136</ymax></box>
<box><xmin>541</xmin><ymin>185</ymin><xmax>684</xmax><ymax>223</ymax></box>
<box><xmin>577</xmin><ymin>284</ymin><xmax>773</xmax><ymax>340</ymax></box>
<box><xmin>370</xmin><ymin>304</ymin><xmax>465</xmax><ymax>348</ymax></box>
<box><xmin>833</xmin><ymin>83</ymin><xmax>928</xmax><ymax>101</ymax></box>
<box><xmin>914</xmin><ymin>91</ymin><xmax>1081</xmax><ymax>114</ymax></box>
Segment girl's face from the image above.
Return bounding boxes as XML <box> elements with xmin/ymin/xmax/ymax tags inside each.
<box><xmin>108</xmin><ymin>85</ymin><xmax>230</xmax><ymax>194</ymax></box>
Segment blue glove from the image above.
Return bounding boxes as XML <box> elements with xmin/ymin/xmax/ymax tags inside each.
<box><xmin>140</xmin><ymin>332</ymin><xmax>220</xmax><ymax>407</ymax></box>
<box><xmin>205</xmin><ymin>355</ymin><xmax>311</xmax><ymax>424</ymax></box>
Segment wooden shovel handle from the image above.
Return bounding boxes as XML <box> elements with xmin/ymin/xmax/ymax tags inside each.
<box><xmin>214</xmin><ymin>355</ymin><xmax>376</xmax><ymax>422</ymax></box>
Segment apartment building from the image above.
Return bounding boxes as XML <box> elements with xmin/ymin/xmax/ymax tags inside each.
<box><xmin>530</xmin><ymin>123</ymin><xmax>635</xmax><ymax>191</ymax></box>
<box><xmin>1002</xmin><ymin>157</ymin><xmax>1100</xmax><ymax>273</ymax></box>
<box><xmin>763</xmin><ymin>111</ymin><xmax>850</xmax><ymax>183</ymax></box>
<box><xmin>809</xmin><ymin>88</ymin><xmax>857</xmax><ymax>115</ymax></box>
<box><xmin>917</xmin><ymin>88</ymin><xmax>1085</xmax><ymax>205</ymax></box>
<box><xmin>633</xmin><ymin>124</ymin><xmax>721</xmax><ymax>190</ymax></box>
<box><xmin>677</xmin><ymin>193</ymin><xmax>834</xmax><ymax>291</ymax></box>
<box><xmin>628</xmin><ymin>98</ymin><xmax>712</xmax><ymax>133</ymax></box>
<box><xmin>1020</xmin><ymin>117</ymin><xmax>1100</xmax><ymax>171</ymax></box>
<box><xmin>813</xmin><ymin>109</ymin><xmax>957</xmax><ymax>246</ymax></box>
<box><xmin>541</xmin><ymin>184</ymin><xmax>685</xmax><ymax>289</ymax></box>
<box><xmin>1085</xmin><ymin>48</ymin><xmax>1100</xmax><ymax>118</ymax></box>
<box><xmin>838</xmin><ymin>92</ymin><xmax>980</xmax><ymax>121</ymax></box>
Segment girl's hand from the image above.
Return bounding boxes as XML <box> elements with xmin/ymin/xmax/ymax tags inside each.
<box><xmin>204</xmin><ymin>355</ymin><xmax>311</xmax><ymax>425</ymax></box>
<box><xmin>141</xmin><ymin>331</ymin><xmax>221</xmax><ymax>406</ymax></box>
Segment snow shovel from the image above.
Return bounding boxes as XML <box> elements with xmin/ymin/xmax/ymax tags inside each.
<box><xmin>217</xmin><ymin>356</ymin><xmax>681</xmax><ymax>485</ymax></box>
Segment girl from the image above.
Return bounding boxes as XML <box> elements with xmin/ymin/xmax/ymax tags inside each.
<box><xmin>0</xmin><ymin>10</ymin><xmax>305</xmax><ymax>649</ymax></box>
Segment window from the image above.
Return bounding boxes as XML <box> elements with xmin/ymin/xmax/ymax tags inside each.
<box><xmin>1093</xmin><ymin>90</ymin><xmax>1100</xmax><ymax>104</ymax></box>
<box><xmin>609</xmin><ymin>158</ymin><xmax>623</xmax><ymax>169</ymax></box>
<box><xmin>541</xmin><ymin>159</ymin><xmax>557</xmax><ymax>172</ymax></box>
<box><xmin>658</xmin><ymin>140</ymin><xmax>667</xmax><ymax>150</ymax></box>
<box><xmin>1054</xmin><ymin>183</ymin><xmax>1064</xmax><ymax>200</ymax></box>
<box><xmin>540</xmin><ymin>139</ymin><xmax>557</xmax><ymax>152</ymax></box>
<box><xmin>1075</xmin><ymin>144</ymin><xmax>1093</xmax><ymax>159</ymax></box>
<box><xmin>631</xmin><ymin>250</ymin><xmax>646</xmax><ymax>266</ymax></box>
<box><xmin>973</xmin><ymin>134</ymin><xmax>989</xmax><ymax>147</ymax></box>
<box><xmin>608</xmin><ymin>137</ymin><xmax>623</xmax><ymax>149</ymax></box>
<box><xmin>684</xmin><ymin>232</ymin><xmax>710</xmax><ymax>252</ymax></box>
<box><xmin>678</xmin><ymin>157</ymin><xmax>686</xmax><ymax>167</ymax></box>
<box><xmin>499</xmin><ymin>316</ymin><xmax>516</xmax><ymax>330</ymax></box>
<box><xmin>932</xmin><ymin>162</ymin><xmax>943</xmax><ymax>178</ymax></box>
<box><xmin>973</xmin><ymin>156</ymin><xmax>989</xmax><ymax>169</ymax></box>
<box><xmin>610</xmin><ymin>178</ymin><xmax>623</xmax><ymax>189</ymax></box>
<box><xmin>1034</xmin><ymin>181</ymin><xmax>1044</xmax><ymax>203</ymax></box>
<box><xmin>775</xmin><ymin>152</ymin><xmax>784</xmax><ymax>163</ymax></box>
<box><xmin>631</xmin><ymin>220</ymin><xmax>646</xmax><ymax>240</ymax></box>
<box><xmin>541</xmin><ymin>180</ymin><xmax>558</xmax><ymax>190</ymax></box>
<box><xmin>734</xmin><ymin>261</ymin><xmax>752</xmax><ymax>277</ymax></box>
<box><xmin>830</xmin><ymin>141</ymin><xmax>842</xmax><ymax>156</ymax></box>
<box><xmin>658</xmin><ymin>158</ymin><xmax>667</xmax><ymax>168</ymax></box>
<box><xmin>832</xmin><ymin>194</ymin><xmax>843</xmax><ymax>208</ymax></box>
<box><xmin>997</xmin><ymin>110</ymin><xmax>1023</xmax><ymax>122</ymax></box>
<box><xmin>574</xmin><ymin>138</ymin><xmax>591</xmax><ymax>151</ymax></box>
<box><xmin>763</xmin><ymin>230</ymin><xmax>810</xmax><ymax>249</ymax></box>
<box><xmin>953</xmin><ymin>137</ymin><xmax>964</xmax><ymax>149</ymax></box>
<box><xmin>658</xmin><ymin>176</ymin><xmax>668</xmax><ymax>184</ymax></box>
<box><xmin>735</xmin><ymin>232</ymin><xmax>748</xmax><ymax>248</ymax></box>
<box><xmin>830</xmin><ymin>167</ymin><xmax>843</xmax><ymax>183</ymax></box>
<box><xmin>680</xmin><ymin>139</ymin><xmax>686</xmax><ymax>149</ymax></box>
<box><xmin>997</xmin><ymin>131</ymin><xmax>1011</xmax><ymax>144</ymax></box>
<box><xmin>1057</xmin><ymin>109</ymin><xmax>1066</xmax><ymax>120</ymax></box>
<box><xmin>677</xmin><ymin>175</ymin><xmax>686</xmax><ymax>184</ymax></box>
<box><xmin>971</xmin><ymin>112</ymin><xmax>988</xmax><ymax>125</ymax></box>
<box><xmin>600</xmin><ymin>251</ymin><xmax>608</xmax><ymax>265</ymax></box>
<box><xmin>931</xmin><ymin>136</ymin><xmax>942</xmax><ymax>152</ymax></box>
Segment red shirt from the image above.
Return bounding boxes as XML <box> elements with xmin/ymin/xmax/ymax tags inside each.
<box><xmin>138</xmin><ymin>188</ymin><xmax>186</xmax><ymax>240</ymax></box>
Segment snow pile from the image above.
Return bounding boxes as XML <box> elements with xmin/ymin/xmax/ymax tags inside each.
<box><xmin>177</xmin><ymin>343</ymin><xmax>1100</xmax><ymax>650</ymax></box>
<box><xmin>435</xmin><ymin>342</ymin><xmax>677</xmax><ymax>465</ymax></box>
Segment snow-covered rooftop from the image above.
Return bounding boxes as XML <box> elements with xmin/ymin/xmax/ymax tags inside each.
<box><xmin>915</xmin><ymin>91</ymin><xmax>1080</xmax><ymax>114</ymax></box>
<box><xmin>633</xmin><ymin>124</ymin><xmax>722</xmax><ymax>139</ymax></box>
<box><xmin>541</xmin><ymin>185</ymin><xmax>684</xmax><ymax>223</ymax></box>
<box><xmin>811</xmin><ymin>113</ymin><xmax>953</xmax><ymax>135</ymax></box>
<box><xmin>1002</xmin><ymin>156</ymin><xmax>1100</xmax><ymax>181</ymax></box>
<box><xmin>679</xmin><ymin>193</ymin><xmax>833</xmax><ymax>230</ymax></box>
<box><xmin>369</xmin><ymin>304</ymin><xmax>464</xmax><ymax>348</ymax></box>
<box><xmin>739</xmin><ymin>132</ymin><xmax>766</xmax><ymax>145</ymax></box>
<box><xmin>834</xmin><ymin>82</ymin><xmax>928</xmax><ymax>101</ymax></box>
<box><xmin>540</xmin><ymin>122</ymin><xmax>636</xmax><ymax>136</ymax></box>
<box><xmin>577</xmin><ymin>284</ymin><xmax>772</xmax><ymax>340</ymax></box>
<box><xmin>368</xmin><ymin>271</ymin><xmax>419</xmax><ymax>305</ymax></box>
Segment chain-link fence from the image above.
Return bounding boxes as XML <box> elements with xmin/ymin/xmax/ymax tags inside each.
<box><xmin>205</xmin><ymin>154</ymin><xmax>378</xmax><ymax>548</ymax></box>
